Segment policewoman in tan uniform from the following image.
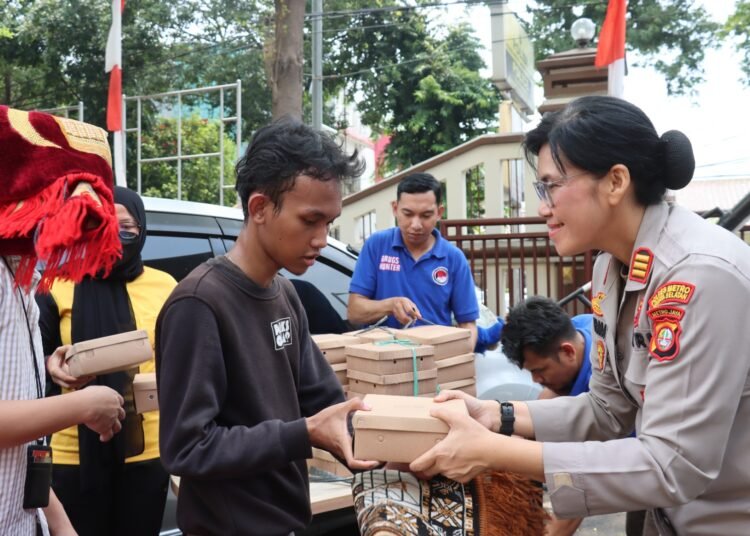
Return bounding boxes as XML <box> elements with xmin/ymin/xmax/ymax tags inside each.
<box><xmin>409</xmin><ymin>96</ymin><xmax>750</xmax><ymax>535</ymax></box>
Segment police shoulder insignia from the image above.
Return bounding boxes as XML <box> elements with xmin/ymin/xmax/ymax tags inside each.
<box><xmin>648</xmin><ymin>281</ymin><xmax>695</xmax><ymax>310</ymax></box>
<box><xmin>628</xmin><ymin>247</ymin><xmax>654</xmax><ymax>283</ymax></box>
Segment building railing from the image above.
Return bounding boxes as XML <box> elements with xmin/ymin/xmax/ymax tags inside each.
<box><xmin>439</xmin><ymin>216</ymin><xmax>593</xmax><ymax>318</ymax></box>
<box><xmin>441</xmin><ymin>217</ymin><xmax>750</xmax><ymax>319</ymax></box>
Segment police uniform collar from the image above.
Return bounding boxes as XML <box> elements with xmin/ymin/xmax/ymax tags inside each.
<box><xmin>624</xmin><ymin>202</ymin><xmax>669</xmax><ymax>292</ymax></box>
<box><xmin>391</xmin><ymin>228</ymin><xmax>447</xmax><ymax>259</ymax></box>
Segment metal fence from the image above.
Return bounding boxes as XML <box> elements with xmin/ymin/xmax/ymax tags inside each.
<box><xmin>123</xmin><ymin>81</ymin><xmax>242</xmax><ymax>206</ymax></box>
<box><xmin>441</xmin><ymin>218</ymin><xmax>750</xmax><ymax>318</ymax></box>
<box><xmin>39</xmin><ymin>102</ymin><xmax>84</xmax><ymax>121</ymax></box>
<box><xmin>439</xmin><ymin>216</ymin><xmax>594</xmax><ymax>318</ymax></box>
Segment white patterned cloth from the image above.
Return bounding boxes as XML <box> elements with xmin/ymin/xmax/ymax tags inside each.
<box><xmin>0</xmin><ymin>257</ymin><xmax>48</xmax><ymax>536</ymax></box>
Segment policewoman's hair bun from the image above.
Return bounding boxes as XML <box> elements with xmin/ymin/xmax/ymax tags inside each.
<box><xmin>660</xmin><ymin>130</ymin><xmax>694</xmax><ymax>190</ymax></box>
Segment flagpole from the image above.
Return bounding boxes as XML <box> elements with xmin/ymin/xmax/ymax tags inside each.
<box><xmin>106</xmin><ymin>0</ymin><xmax>126</xmax><ymax>187</ymax></box>
<box><xmin>595</xmin><ymin>0</ymin><xmax>627</xmax><ymax>99</ymax></box>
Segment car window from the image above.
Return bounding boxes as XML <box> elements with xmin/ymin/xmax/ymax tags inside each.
<box><xmin>280</xmin><ymin>260</ymin><xmax>351</xmax><ymax>319</ymax></box>
<box><xmin>142</xmin><ymin>235</ymin><xmax>217</xmax><ymax>281</ymax></box>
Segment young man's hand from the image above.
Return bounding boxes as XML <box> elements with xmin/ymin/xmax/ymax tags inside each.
<box><xmin>76</xmin><ymin>386</ymin><xmax>125</xmax><ymax>442</ymax></box>
<box><xmin>306</xmin><ymin>398</ymin><xmax>380</xmax><ymax>471</ymax></box>
<box><xmin>47</xmin><ymin>345</ymin><xmax>95</xmax><ymax>389</ymax></box>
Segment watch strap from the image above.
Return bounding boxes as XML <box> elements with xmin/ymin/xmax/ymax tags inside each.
<box><xmin>498</xmin><ymin>401</ymin><xmax>515</xmax><ymax>436</ymax></box>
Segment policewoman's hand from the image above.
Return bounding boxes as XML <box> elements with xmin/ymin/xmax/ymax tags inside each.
<box><xmin>410</xmin><ymin>403</ymin><xmax>496</xmax><ymax>483</ymax></box>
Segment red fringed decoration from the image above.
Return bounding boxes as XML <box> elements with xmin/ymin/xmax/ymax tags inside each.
<box><xmin>0</xmin><ymin>106</ymin><xmax>119</xmax><ymax>291</ymax></box>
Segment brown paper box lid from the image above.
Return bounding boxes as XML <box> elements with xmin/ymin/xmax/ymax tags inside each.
<box><xmin>331</xmin><ymin>362</ymin><xmax>347</xmax><ymax>372</ymax></box>
<box><xmin>347</xmin><ymin>368</ymin><xmax>436</xmax><ymax>385</ymax></box>
<box><xmin>65</xmin><ymin>329</ymin><xmax>150</xmax><ymax>359</ymax></box>
<box><xmin>345</xmin><ymin>342</ymin><xmax>434</xmax><ymax>360</ymax></box>
<box><xmin>400</xmin><ymin>325</ymin><xmax>471</xmax><ymax>344</ymax></box>
<box><xmin>133</xmin><ymin>372</ymin><xmax>157</xmax><ymax>390</ymax></box>
<box><xmin>354</xmin><ymin>394</ymin><xmax>467</xmax><ymax>433</ymax></box>
<box><xmin>312</xmin><ymin>333</ymin><xmax>363</xmax><ymax>350</ymax></box>
<box><xmin>440</xmin><ymin>378</ymin><xmax>476</xmax><ymax>390</ymax></box>
<box><xmin>435</xmin><ymin>353</ymin><xmax>475</xmax><ymax>369</ymax></box>
<box><xmin>344</xmin><ymin>328</ymin><xmax>403</xmax><ymax>342</ymax></box>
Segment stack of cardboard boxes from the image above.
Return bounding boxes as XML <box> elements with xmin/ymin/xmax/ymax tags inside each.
<box><xmin>399</xmin><ymin>325</ymin><xmax>477</xmax><ymax>396</ymax></box>
<box><xmin>345</xmin><ymin>341</ymin><xmax>436</xmax><ymax>398</ymax></box>
<box><xmin>310</xmin><ymin>333</ymin><xmax>362</xmax><ymax>394</ymax></box>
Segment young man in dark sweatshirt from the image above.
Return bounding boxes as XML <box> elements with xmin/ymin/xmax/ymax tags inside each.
<box><xmin>155</xmin><ymin>119</ymin><xmax>378</xmax><ymax>536</ymax></box>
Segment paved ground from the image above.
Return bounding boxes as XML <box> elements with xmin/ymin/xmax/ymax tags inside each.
<box><xmin>576</xmin><ymin>513</ymin><xmax>627</xmax><ymax>534</ymax></box>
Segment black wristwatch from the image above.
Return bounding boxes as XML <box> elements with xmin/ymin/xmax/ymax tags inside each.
<box><xmin>498</xmin><ymin>401</ymin><xmax>515</xmax><ymax>436</ymax></box>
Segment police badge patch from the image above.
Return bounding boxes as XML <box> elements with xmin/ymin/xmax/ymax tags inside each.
<box><xmin>596</xmin><ymin>340</ymin><xmax>606</xmax><ymax>371</ymax></box>
<box><xmin>649</xmin><ymin>319</ymin><xmax>682</xmax><ymax>362</ymax></box>
<box><xmin>647</xmin><ymin>281</ymin><xmax>694</xmax><ymax>363</ymax></box>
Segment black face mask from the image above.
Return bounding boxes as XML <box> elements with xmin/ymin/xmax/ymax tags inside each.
<box><xmin>114</xmin><ymin>235</ymin><xmax>141</xmax><ymax>269</ymax></box>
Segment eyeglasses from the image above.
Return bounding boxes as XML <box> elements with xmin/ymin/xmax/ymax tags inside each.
<box><xmin>118</xmin><ymin>221</ymin><xmax>141</xmax><ymax>241</ymax></box>
<box><xmin>532</xmin><ymin>170</ymin><xmax>592</xmax><ymax>208</ymax></box>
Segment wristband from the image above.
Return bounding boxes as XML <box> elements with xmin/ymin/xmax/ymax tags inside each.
<box><xmin>498</xmin><ymin>401</ymin><xmax>515</xmax><ymax>436</ymax></box>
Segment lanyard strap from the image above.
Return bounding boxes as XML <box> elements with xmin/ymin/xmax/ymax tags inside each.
<box><xmin>2</xmin><ymin>257</ymin><xmax>44</xmax><ymax>401</ymax></box>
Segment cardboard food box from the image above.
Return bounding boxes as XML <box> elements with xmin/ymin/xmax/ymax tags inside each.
<box><xmin>307</xmin><ymin>447</ymin><xmax>352</xmax><ymax>478</ymax></box>
<box><xmin>353</xmin><ymin>394</ymin><xmax>468</xmax><ymax>463</ymax></box>
<box><xmin>344</xmin><ymin>328</ymin><xmax>403</xmax><ymax>344</ymax></box>
<box><xmin>331</xmin><ymin>362</ymin><xmax>348</xmax><ymax>386</ymax></box>
<box><xmin>435</xmin><ymin>353</ymin><xmax>476</xmax><ymax>384</ymax></box>
<box><xmin>65</xmin><ymin>330</ymin><xmax>152</xmax><ymax>378</ymax></box>
<box><xmin>347</xmin><ymin>368</ymin><xmax>437</xmax><ymax>396</ymax></box>
<box><xmin>400</xmin><ymin>325</ymin><xmax>473</xmax><ymax>359</ymax></box>
<box><xmin>345</xmin><ymin>342</ymin><xmax>435</xmax><ymax>375</ymax></box>
<box><xmin>347</xmin><ymin>390</ymin><xmax>436</xmax><ymax>400</ymax></box>
<box><xmin>133</xmin><ymin>372</ymin><xmax>158</xmax><ymax>414</ymax></box>
<box><xmin>311</xmin><ymin>334</ymin><xmax>363</xmax><ymax>365</ymax></box>
<box><xmin>440</xmin><ymin>377</ymin><xmax>477</xmax><ymax>397</ymax></box>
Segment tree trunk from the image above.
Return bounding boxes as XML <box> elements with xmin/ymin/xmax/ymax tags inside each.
<box><xmin>265</xmin><ymin>0</ymin><xmax>305</xmax><ymax>120</ymax></box>
<box><xmin>3</xmin><ymin>70</ymin><xmax>11</xmax><ymax>104</ymax></box>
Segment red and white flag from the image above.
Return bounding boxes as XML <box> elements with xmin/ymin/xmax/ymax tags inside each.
<box><xmin>106</xmin><ymin>0</ymin><xmax>126</xmax><ymax>186</ymax></box>
<box><xmin>595</xmin><ymin>0</ymin><xmax>627</xmax><ymax>98</ymax></box>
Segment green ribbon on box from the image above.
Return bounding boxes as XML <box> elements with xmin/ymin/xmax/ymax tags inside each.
<box><xmin>374</xmin><ymin>338</ymin><xmax>421</xmax><ymax>397</ymax></box>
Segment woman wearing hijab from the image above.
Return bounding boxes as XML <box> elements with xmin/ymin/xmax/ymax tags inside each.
<box><xmin>37</xmin><ymin>187</ymin><xmax>177</xmax><ymax>536</ymax></box>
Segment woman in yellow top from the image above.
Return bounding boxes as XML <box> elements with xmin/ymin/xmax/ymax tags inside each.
<box><xmin>37</xmin><ymin>187</ymin><xmax>177</xmax><ymax>536</ymax></box>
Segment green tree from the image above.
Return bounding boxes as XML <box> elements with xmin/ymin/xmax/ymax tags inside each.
<box><xmin>324</xmin><ymin>6</ymin><xmax>500</xmax><ymax>170</ymax></box>
<box><xmin>138</xmin><ymin>114</ymin><xmax>238</xmax><ymax>206</ymax></box>
<box><xmin>723</xmin><ymin>0</ymin><xmax>750</xmax><ymax>84</ymax></box>
<box><xmin>525</xmin><ymin>0</ymin><xmax>720</xmax><ymax>95</ymax></box>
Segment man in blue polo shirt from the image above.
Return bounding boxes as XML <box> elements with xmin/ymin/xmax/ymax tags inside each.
<box><xmin>347</xmin><ymin>172</ymin><xmax>478</xmax><ymax>348</ymax></box>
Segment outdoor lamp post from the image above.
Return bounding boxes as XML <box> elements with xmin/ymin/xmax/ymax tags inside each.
<box><xmin>570</xmin><ymin>17</ymin><xmax>596</xmax><ymax>48</ymax></box>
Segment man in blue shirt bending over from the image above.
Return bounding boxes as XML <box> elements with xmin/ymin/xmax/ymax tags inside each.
<box><xmin>347</xmin><ymin>172</ymin><xmax>478</xmax><ymax>349</ymax></box>
<box><xmin>500</xmin><ymin>296</ymin><xmax>592</xmax><ymax>400</ymax></box>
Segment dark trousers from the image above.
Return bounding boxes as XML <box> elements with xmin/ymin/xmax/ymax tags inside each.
<box><xmin>52</xmin><ymin>458</ymin><xmax>168</xmax><ymax>536</ymax></box>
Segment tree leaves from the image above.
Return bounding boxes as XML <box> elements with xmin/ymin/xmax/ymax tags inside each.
<box><xmin>525</xmin><ymin>0</ymin><xmax>719</xmax><ymax>96</ymax></box>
